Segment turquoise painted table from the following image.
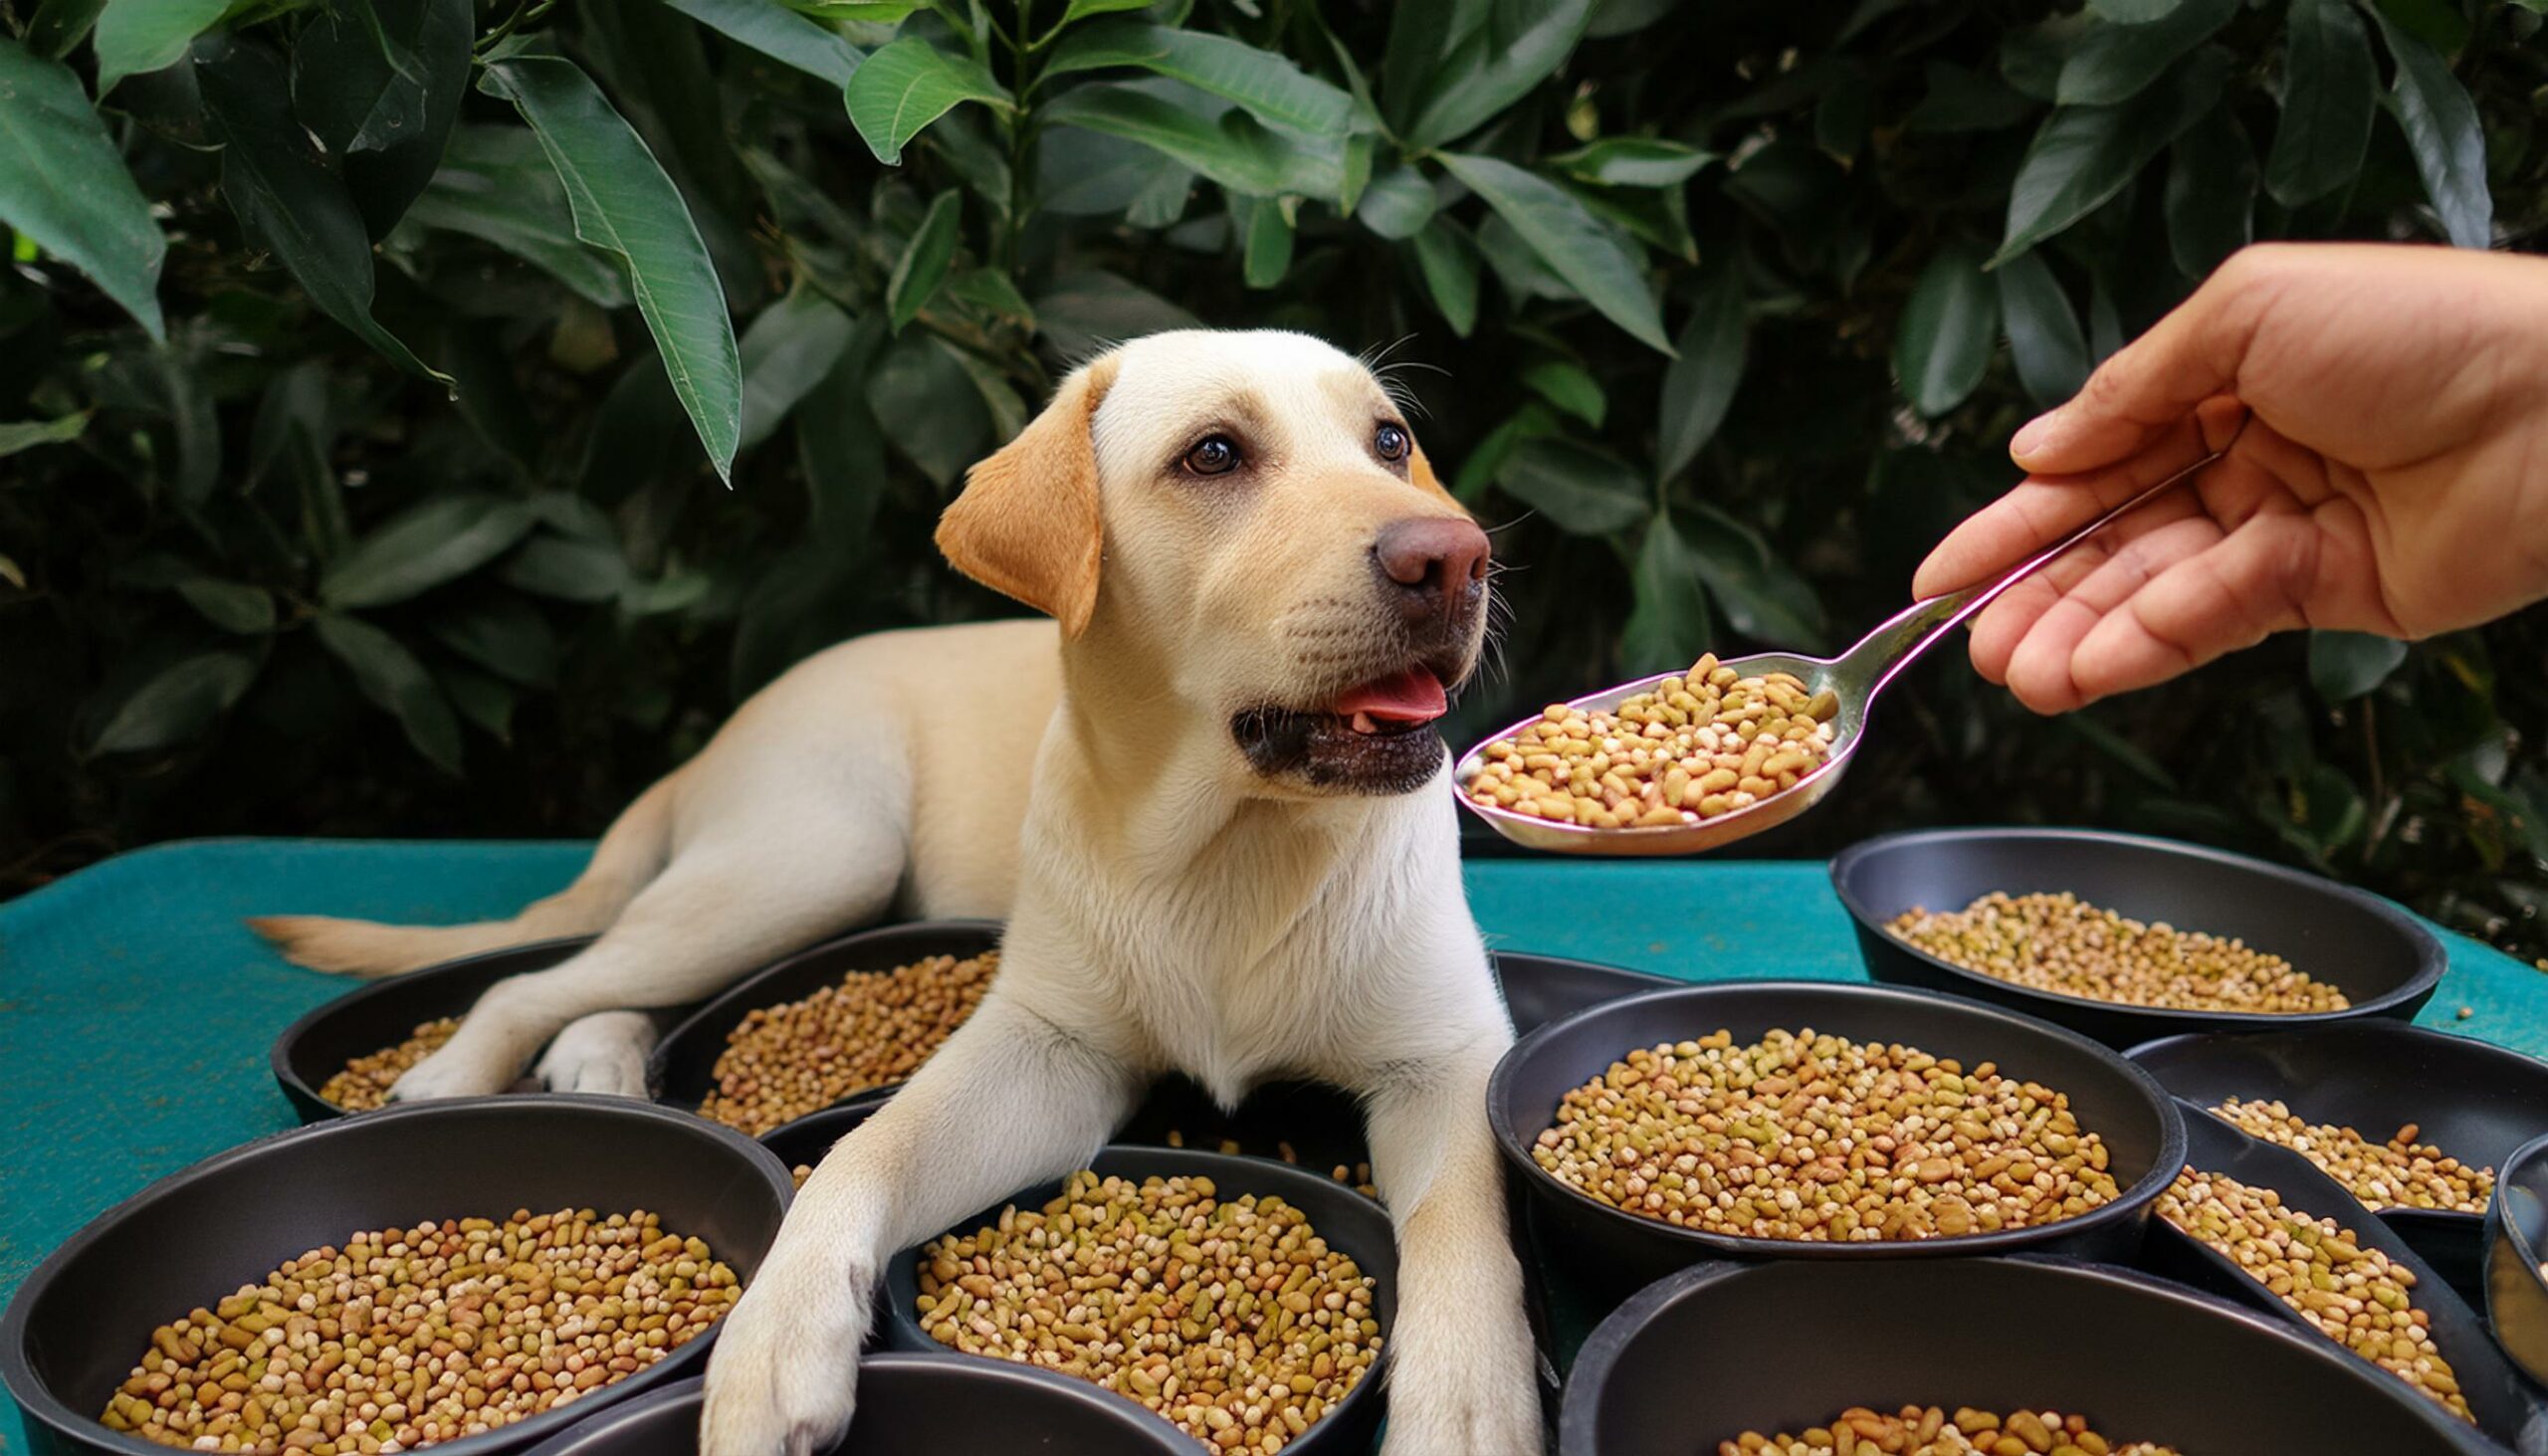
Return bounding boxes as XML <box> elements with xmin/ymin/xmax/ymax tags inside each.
<box><xmin>5</xmin><ymin>838</ymin><xmax>2544</xmax><ymax>1451</ymax></box>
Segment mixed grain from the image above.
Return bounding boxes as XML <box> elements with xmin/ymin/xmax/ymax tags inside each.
<box><xmin>698</xmin><ymin>950</ymin><xmax>997</xmax><ymax>1135</ymax></box>
<box><xmin>1715</xmin><ymin>1405</ymin><xmax>2179</xmax><ymax>1455</ymax></box>
<box><xmin>2158</xmin><ymin>1165</ymin><xmax>2471</xmax><ymax>1420</ymax></box>
<box><xmin>2209</xmin><ymin>1098</ymin><xmax>2493</xmax><ymax>1213</ymax></box>
<box><xmin>916</xmin><ymin>1170</ymin><xmax>1378</xmax><ymax>1453</ymax></box>
<box><xmin>318</xmin><ymin>1019</ymin><xmax>461</xmax><ymax>1112</ymax></box>
<box><xmin>101</xmin><ymin>1208</ymin><xmax>738</xmax><ymax>1453</ymax></box>
<box><xmin>1534</xmin><ymin>1028</ymin><xmax>2120</xmax><ymax>1242</ymax></box>
<box><xmin>1885</xmin><ymin>892</ymin><xmax>2347</xmax><ymax>1013</ymax></box>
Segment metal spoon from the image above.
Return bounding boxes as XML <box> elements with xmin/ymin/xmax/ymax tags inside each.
<box><xmin>1453</xmin><ymin>428</ymin><xmax>2243</xmax><ymax>856</ymax></box>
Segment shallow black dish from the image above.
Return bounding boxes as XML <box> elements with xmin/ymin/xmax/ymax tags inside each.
<box><xmin>516</xmin><ymin>1359</ymin><xmax>1197</xmax><ymax>1455</ymax></box>
<box><xmin>1488</xmin><ymin>980</ymin><xmax>2185</xmax><ymax>1294</ymax></box>
<box><xmin>1562</xmin><ymin>1256</ymin><xmax>2499</xmax><ymax>1456</ymax></box>
<box><xmin>880</xmin><ymin>1145</ymin><xmax>1397</xmax><ymax>1456</ymax></box>
<box><xmin>2132</xmin><ymin>1020</ymin><xmax>2548</xmax><ymax>1299</ymax></box>
<box><xmin>1832</xmin><ymin>827</ymin><xmax>2445</xmax><ymax>1049</ymax></box>
<box><xmin>649</xmin><ymin>921</ymin><xmax>1003</xmax><ymax>1137</ymax></box>
<box><xmin>270</xmin><ymin>936</ymin><xmax>596</xmax><ymax>1120</ymax></box>
<box><xmin>0</xmin><ymin>1097</ymin><xmax>794</xmax><ymax>1456</ymax></box>
<box><xmin>2489</xmin><ymin>1133</ymin><xmax>2548</xmax><ymax>1390</ymax></box>
<box><xmin>1495</xmin><ymin>949</ymin><xmax>1675</xmax><ymax>1036</ymax></box>
<box><xmin>2148</xmin><ymin>1101</ymin><xmax>2544</xmax><ymax>1446</ymax></box>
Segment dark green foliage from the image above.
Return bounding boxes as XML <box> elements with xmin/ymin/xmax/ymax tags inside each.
<box><xmin>0</xmin><ymin>0</ymin><xmax>2543</xmax><ymax>959</ymax></box>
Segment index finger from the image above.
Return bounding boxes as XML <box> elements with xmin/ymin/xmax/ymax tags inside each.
<box><xmin>1911</xmin><ymin>403</ymin><xmax>2239</xmax><ymax>599</ymax></box>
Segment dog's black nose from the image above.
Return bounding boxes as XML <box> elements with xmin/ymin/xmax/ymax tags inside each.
<box><xmin>1374</xmin><ymin>517</ymin><xmax>1490</xmax><ymax>617</ymax></box>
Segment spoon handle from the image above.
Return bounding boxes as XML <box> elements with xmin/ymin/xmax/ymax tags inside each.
<box><xmin>1837</xmin><ymin>420</ymin><xmax>2249</xmax><ymax>704</ymax></box>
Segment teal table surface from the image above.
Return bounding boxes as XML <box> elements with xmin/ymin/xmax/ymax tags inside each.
<box><xmin>5</xmin><ymin>837</ymin><xmax>2544</xmax><ymax>1451</ymax></box>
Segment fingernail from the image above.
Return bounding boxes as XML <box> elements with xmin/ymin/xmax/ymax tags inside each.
<box><xmin>2010</xmin><ymin>411</ymin><xmax>2060</xmax><ymax>462</ymax></box>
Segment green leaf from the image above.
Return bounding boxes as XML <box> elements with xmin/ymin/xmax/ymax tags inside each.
<box><xmin>429</xmin><ymin>592</ymin><xmax>557</xmax><ymax>686</ymax></box>
<box><xmin>1436</xmin><ymin>152</ymin><xmax>1669</xmax><ymax>353</ymax></box>
<box><xmin>1905</xmin><ymin>62</ymin><xmax>2037</xmax><ymax>133</ymax></box>
<box><xmin>946</xmin><ymin>267</ymin><xmax>1035</xmax><ymax>328</ymax></box>
<box><xmin>1042</xmin><ymin>80</ymin><xmax>1342</xmax><ymax>199</ymax></box>
<box><xmin>2365</xmin><ymin>7</ymin><xmax>2493</xmax><ymax>250</ymax></box>
<box><xmin>1043</xmin><ymin>22</ymin><xmax>1352</xmax><ymax>137</ymax></box>
<box><xmin>1656</xmin><ymin>268</ymin><xmax>1746</xmax><ymax>482</ymax></box>
<box><xmin>1621</xmin><ymin>511</ymin><xmax>1714</xmax><ymax>671</ymax></box>
<box><xmin>1679</xmin><ymin>501</ymin><xmax>1825</xmax><ymax>648</ymax></box>
<box><xmin>740</xmin><ymin>288</ymin><xmax>857</xmax><ymax>450</ymax></box>
<box><xmin>438</xmin><ymin>663</ymin><xmax>517</xmax><ymax>742</ymax></box>
<box><xmin>1895</xmin><ymin>238</ymin><xmax>1999</xmax><ymax>418</ymax></box>
<box><xmin>322</xmin><ymin>495</ymin><xmax>537</xmax><ymax>609</ymax></box>
<box><xmin>1474</xmin><ymin>213</ymin><xmax>1574</xmax><ymax>302</ymax></box>
<box><xmin>1034</xmin><ymin>267</ymin><xmax>1198</xmax><ymax>357</ymax></box>
<box><xmin>1380</xmin><ymin>0</ymin><xmax>1486</xmax><ymax>131</ymax></box>
<box><xmin>1400</xmin><ymin>0</ymin><xmax>1596</xmax><ymax>151</ymax></box>
<box><xmin>25</xmin><ymin>0</ymin><xmax>110</xmax><ymax>60</ymax></box>
<box><xmin>844</xmin><ymin>36</ymin><xmax>1011</xmax><ymax>166</ymax></box>
<box><xmin>2310</xmin><ymin>629</ymin><xmax>2410</xmax><ymax>701</ymax></box>
<box><xmin>1994</xmin><ymin>248</ymin><xmax>2090</xmax><ymax>409</ymax></box>
<box><xmin>1547</xmin><ymin>137</ymin><xmax>1716</xmax><ymax>188</ymax></box>
<box><xmin>1993</xmin><ymin>46</ymin><xmax>2229</xmax><ymax>265</ymax></box>
<box><xmin>2266</xmin><ymin>0</ymin><xmax>2378</xmax><ymax>208</ymax></box>
<box><xmin>0</xmin><ymin>41</ymin><xmax>167</xmax><ymax>339</ymax></box>
<box><xmin>887</xmin><ymin>189</ymin><xmax>961</xmax><ymax>332</ymax></box>
<box><xmin>1408</xmin><ymin>216</ymin><xmax>1480</xmax><ymax>336</ymax></box>
<box><xmin>1453</xmin><ymin>400</ymin><xmax>1558</xmax><ymax>502</ymax></box>
<box><xmin>1522</xmin><ymin>359</ymin><xmax>1604</xmax><ymax>427</ymax></box>
<box><xmin>0</xmin><ymin>411</ymin><xmax>90</xmax><ymax>457</ymax></box>
<box><xmin>791</xmin><ymin>0</ymin><xmax>928</xmax><ymax>20</ymax></box>
<box><xmin>1589</xmin><ymin>0</ymin><xmax>1675</xmax><ymax>35</ymax></box>
<box><xmin>2056</xmin><ymin>0</ymin><xmax>2236</xmax><ymax>105</ymax></box>
<box><xmin>866</xmin><ymin>331</ymin><xmax>989</xmax><ymax>488</ymax></box>
<box><xmin>1055</xmin><ymin>0</ymin><xmax>1156</xmax><ymax>22</ymax></box>
<box><xmin>1237</xmin><ymin>194</ymin><xmax>1294</xmax><ymax>289</ymax></box>
<box><xmin>500</xmin><ymin>533</ymin><xmax>631</xmax><ymax>601</ymax></box>
<box><xmin>196</xmin><ymin>35</ymin><xmax>448</xmax><ymax>384</ymax></box>
<box><xmin>659</xmin><ymin>0</ymin><xmax>864</xmax><ymax>89</ymax></box>
<box><xmin>1494</xmin><ymin>437</ymin><xmax>1648</xmax><ymax>534</ymax></box>
<box><xmin>86</xmin><ymin>647</ymin><xmax>262</xmax><ymax>756</ymax></box>
<box><xmin>93</xmin><ymin>0</ymin><xmax>225</xmax><ymax>95</ymax></box>
<box><xmin>403</xmin><ymin>125</ymin><xmax>630</xmax><ymax>309</ymax></box>
<box><xmin>1035</xmin><ymin>125</ymin><xmax>1178</xmax><ymax>215</ymax></box>
<box><xmin>480</xmin><ymin>54</ymin><xmax>743</xmax><ymax>480</ymax></box>
<box><xmin>316</xmin><ymin>613</ymin><xmax>462</xmax><ymax>773</ymax></box>
<box><xmin>2165</xmin><ymin>102</ymin><xmax>2254</xmax><ymax>279</ymax></box>
<box><xmin>299</xmin><ymin>0</ymin><xmax>472</xmax><ymax>240</ymax></box>
<box><xmin>175</xmin><ymin>578</ymin><xmax>275</xmax><ymax>634</ymax></box>
<box><xmin>2090</xmin><ymin>0</ymin><xmax>2185</xmax><ymax>19</ymax></box>
<box><xmin>796</xmin><ymin>322</ymin><xmax>888</xmax><ymax>550</ymax></box>
<box><xmin>1356</xmin><ymin>165</ymin><xmax>1437</xmax><ymax>241</ymax></box>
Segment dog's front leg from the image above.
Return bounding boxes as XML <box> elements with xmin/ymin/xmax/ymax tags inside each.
<box><xmin>1363</xmin><ymin>1039</ymin><xmax>1545</xmax><ymax>1456</ymax></box>
<box><xmin>700</xmin><ymin>992</ymin><xmax>1143</xmax><ymax>1456</ymax></box>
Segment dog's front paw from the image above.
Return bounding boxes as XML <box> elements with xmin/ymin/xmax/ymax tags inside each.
<box><xmin>1379</xmin><ymin>1309</ymin><xmax>1545</xmax><ymax>1456</ymax></box>
<box><xmin>700</xmin><ymin>1259</ymin><xmax>871</xmax><ymax>1456</ymax></box>
<box><xmin>387</xmin><ymin>1029</ymin><xmax>526</xmax><ymax>1102</ymax></box>
<box><xmin>534</xmin><ymin>1011</ymin><xmax>656</xmax><ymax>1097</ymax></box>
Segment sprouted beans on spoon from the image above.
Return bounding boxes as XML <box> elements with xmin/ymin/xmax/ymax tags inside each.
<box><xmin>1462</xmin><ymin>654</ymin><xmax>1838</xmax><ymax>829</ymax></box>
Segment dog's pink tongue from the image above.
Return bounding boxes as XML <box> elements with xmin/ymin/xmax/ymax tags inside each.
<box><xmin>1333</xmin><ymin>666</ymin><xmax>1447</xmax><ymax>724</ymax></box>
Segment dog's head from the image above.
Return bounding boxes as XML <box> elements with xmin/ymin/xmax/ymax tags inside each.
<box><xmin>937</xmin><ymin>329</ymin><xmax>1491</xmax><ymax>798</ymax></box>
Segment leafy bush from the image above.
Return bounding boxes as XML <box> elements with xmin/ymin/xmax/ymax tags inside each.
<box><xmin>2</xmin><ymin>0</ymin><xmax>2542</xmax><ymax>956</ymax></box>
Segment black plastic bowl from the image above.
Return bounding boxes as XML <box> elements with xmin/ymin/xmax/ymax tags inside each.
<box><xmin>2487</xmin><ymin>1133</ymin><xmax>2548</xmax><ymax>1390</ymax></box>
<box><xmin>880</xmin><ymin>1145</ymin><xmax>1396</xmax><ymax>1456</ymax></box>
<box><xmin>1496</xmin><ymin>949</ymin><xmax>1675</xmax><ymax>1036</ymax></box>
<box><xmin>2149</xmin><ymin>1101</ymin><xmax>2544</xmax><ymax>1446</ymax></box>
<box><xmin>271</xmin><ymin>936</ymin><xmax>597</xmax><ymax>1120</ymax></box>
<box><xmin>0</xmin><ymin>1097</ymin><xmax>794</xmax><ymax>1456</ymax></box>
<box><xmin>1561</xmin><ymin>1256</ymin><xmax>2499</xmax><ymax>1456</ymax></box>
<box><xmin>2130</xmin><ymin>1021</ymin><xmax>2548</xmax><ymax>1299</ymax></box>
<box><xmin>1489</xmin><ymin>981</ymin><xmax>2186</xmax><ymax>1290</ymax></box>
<box><xmin>1831</xmin><ymin>827</ymin><xmax>2445</xmax><ymax>1049</ymax></box>
<box><xmin>516</xmin><ymin>1359</ymin><xmax>1195</xmax><ymax>1455</ymax></box>
<box><xmin>649</xmin><ymin>921</ymin><xmax>1003</xmax><ymax>1136</ymax></box>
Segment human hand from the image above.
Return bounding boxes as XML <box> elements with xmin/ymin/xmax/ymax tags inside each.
<box><xmin>1914</xmin><ymin>243</ymin><xmax>2548</xmax><ymax>714</ymax></box>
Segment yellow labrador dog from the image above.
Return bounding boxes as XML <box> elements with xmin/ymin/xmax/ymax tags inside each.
<box><xmin>254</xmin><ymin>329</ymin><xmax>1541</xmax><ymax>1454</ymax></box>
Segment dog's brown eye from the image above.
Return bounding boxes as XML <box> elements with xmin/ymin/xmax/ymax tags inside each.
<box><xmin>1375</xmin><ymin>423</ymin><xmax>1410</xmax><ymax>462</ymax></box>
<box><xmin>1183</xmin><ymin>435</ymin><xmax>1241</xmax><ymax>476</ymax></box>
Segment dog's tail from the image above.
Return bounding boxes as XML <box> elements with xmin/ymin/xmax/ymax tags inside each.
<box><xmin>249</xmin><ymin>778</ymin><xmax>679</xmax><ymax>977</ymax></box>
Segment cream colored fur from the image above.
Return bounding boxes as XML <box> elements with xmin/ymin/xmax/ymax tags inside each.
<box><xmin>255</xmin><ymin>330</ymin><xmax>1541</xmax><ymax>1453</ymax></box>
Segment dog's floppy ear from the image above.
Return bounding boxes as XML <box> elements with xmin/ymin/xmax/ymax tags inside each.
<box><xmin>936</xmin><ymin>356</ymin><xmax>1120</xmax><ymax>637</ymax></box>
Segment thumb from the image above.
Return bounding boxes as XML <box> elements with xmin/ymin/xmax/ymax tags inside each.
<box><xmin>2011</xmin><ymin>251</ymin><xmax>2267</xmax><ymax>474</ymax></box>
